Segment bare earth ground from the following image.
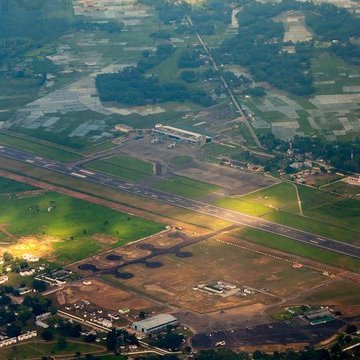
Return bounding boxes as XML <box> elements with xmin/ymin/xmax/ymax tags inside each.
<box><xmin>175</xmin><ymin>160</ymin><xmax>278</xmax><ymax>195</ymax></box>
<box><xmin>54</xmin><ymin>279</ymin><xmax>160</xmax><ymax>313</ymax></box>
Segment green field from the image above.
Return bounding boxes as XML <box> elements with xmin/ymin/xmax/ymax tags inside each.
<box><xmin>153</xmin><ymin>175</ymin><xmax>221</xmax><ymax>199</ymax></box>
<box><xmin>241</xmin><ymin>182</ymin><xmax>300</xmax><ymax>213</ymax></box>
<box><xmin>0</xmin><ymin>132</ymin><xmax>81</xmax><ymax>162</ymax></box>
<box><xmin>233</xmin><ymin>227</ymin><xmax>360</xmax><ymax>272</ymax></box>
<box><xmin>215</xmin><ymin>182</ymin><xmax>360</xmax><ymax>244</ymax></box>
<box><xmin>0</xmin><ymin>339</ymin><xmax>104</xmax><ymax>360</ymax></box>
<box><xmin>215</xmin><ymin>197</ymin><xmax>272</xmax><ymax>216</ymax></box>
<box><xmin>0</xmin><ymin>177</ymin><xmax>37</xmax><ymax>194</ymax></box>
<box><xmin>323</xmin><ymin>180</ymin><xmax>360</xmax><ymax>197</ymax></box>
<box><xmin>0</xmin><ymin>192</ymin><xmax>163</xmax><ymax>263</ymax></box>
<box><xmin>86</xmin><ymin>155</ymin><xmax>153</xmax><ymax>182</ymax></box>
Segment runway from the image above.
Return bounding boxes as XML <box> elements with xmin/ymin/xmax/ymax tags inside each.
<box><xmin>1</xmin><ymin>144</ymin><xmax>360</xmax><ymax>260</ymax></box>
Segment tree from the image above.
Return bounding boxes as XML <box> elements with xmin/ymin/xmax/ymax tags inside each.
<box><xmin>84</xmin><ymin>334</ymin><xmax>97</xmax><ymax>343</ymax></box>
<box><xmin>32</xmin><ymin>279</ymin><xmax>47</xmax><ymax>292</ymax></box>
<box><xmin>106</xmin><ymin>328</ymin><xmax>118</xmax><ymax>351</ymax></box>
<box><xmin>41</xmin><ymin>328</ymin><xmax>54</xmax><ymax>341</ymax></box>
<box><xmin>154</xmin><ymin>332</ymin><xmax>184</xmax><ymax>351</ymax></box>
<box><xmin>3</xmin><ymin>252</ymin><xmax>13</xmax><ymax>263</ymax></box>
<box><xmin>345</xmin><ymin>324</ymin><xmax>357</xmax><ymax>334</ymax></box>
<box><xmin>6</xmin><ymin>323</ymin><xmax>22</xmax><ymax>338</ymax></box>
<box><xmin>139</xmin><ymin>311</ymin><xmax>147</xmax><ymax>319</ymax></box>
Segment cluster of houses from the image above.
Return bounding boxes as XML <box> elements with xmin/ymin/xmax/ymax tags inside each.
<box><xmin>0</xmin><ymin>331</ymin><xmax>37</xmax><ymax>348</ymax></box>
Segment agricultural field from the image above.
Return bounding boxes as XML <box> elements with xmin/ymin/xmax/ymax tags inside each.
<box><xmin>86</xmin><ymin>155</ymin><xmax>153</xmax><ymax>182</ymax></box>
<box><xmin>240</xmin><ymin>54</ymin><xmax>360</xmax><ymax>141</ymax></box>
<box><xmin>0</xmin><ymin>190</ymin><xmax>163</xmax><ymax>264</ymax></box>
<box><xmin>275</xmin><ymin>11</ymin><xmax>313</xmax><ymax>43</ymax></box>
<box><xmin>1</xmin><ymin>0</ymin><xmax>216</xmax><ymax>150</ymax></box>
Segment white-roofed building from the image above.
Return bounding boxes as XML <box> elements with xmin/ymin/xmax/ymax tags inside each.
<box><xmin>132</xmin><ymin>314</ymin><xmax>178</xmax><ymax>334</ymax></box>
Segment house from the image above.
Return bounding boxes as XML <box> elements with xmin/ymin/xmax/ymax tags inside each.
<box><xmin>17</xmin><ymin>287</ymin><xmax>31</xmax><ymax>296</ymax></box>
<box><xmin>23</xmin><ymin>254</ymin><xmax>39</xmax><ymax>263</ymax></box>
<box><xmin>18</xmin><ymin>331</ymin><xmax>37</xmax><ymax>341</ymax></box>
<box><xmin>19</xmin><ymin>268</ymin><xmax>36</xmax><ymax>277</ymax></box>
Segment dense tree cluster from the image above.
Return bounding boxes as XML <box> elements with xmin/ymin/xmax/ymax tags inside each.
<box><xmin>138</xmin><ymin>44</ymin><xmax>175</xmax><ymax>73</ymax></box>
<box><xmin>305</xmin><ymin>4</ymin><xmax>360</xmax><ymax>41</ymax></box>
<box><xmin>0</xmin><ymin>0</ymin><xmax>73</xmax><ymax>40</ymax></box>
<box><xmin>217</xmin><ymin>1</ymin><xmax>314</xmax><ymax>95</ymax></box>
<box><xmin>96</xmin><ymin>67</ymin><xmax>213</xmax><ymax>107</ymax></box>
<box><xmin>105</xmin><ymin>328</ymin><xmax>139</xmax><ymax>351</ymax></box>
<box><xmin>292</xmin><ymin>136</ymin><xmax>360</xmax><ymax>173</ymax></box>
<box><xmin>178</xmin><ymin>49</ymin><xmax>204</xmax><ymax>68</ymax></box>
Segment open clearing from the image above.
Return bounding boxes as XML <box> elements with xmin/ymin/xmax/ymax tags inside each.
<box><xmin>54</xmin><ymin>279</ymin><xmax>163</xmax><ymax>313</ymax></box>
<box><xmin>0</xmin><ymin>132</ymin><xmax>81</xmax><ymax>162</ymax></box>
<box><xmin>86</xmin><ymin>154</ymin><xmax>153</xmax><ymax>182</ymax></box>
<box><xmin>77</xmin><ymin>232</ymin><xmax>332</xmax><ymax>314</ymax></box>
<box><xmin>175</xmin><ymin>160</ymin><xmax>278</xmax><ymax>195</ymax></box>
<box><xmin>0</xmin><ymin>177</ymin><xmax>37</xmax><ymax>194</ymax></box>
<box><xmin>215</xmin><ymin>182</ymin><xmax>360</xmax><ymax>245</ymax></box>
<box><xmin>0</xmin><ymin>189</ymin><xmax>163</xmax><ymax>264</ymax></box>
<box><xmin>153</xmin><ymin>175</ymin><xmax>221</xmax><ymax>200</ymax></box>
<box><xmin>0</xmin><ymin>340</ymin><xmax>104</xmax><ymax>360</ymax></box>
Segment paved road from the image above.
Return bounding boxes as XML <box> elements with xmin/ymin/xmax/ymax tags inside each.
<box><xmin>186</xmin><ymin>15</ymin><xmax>262</xmax><ymax>147</ymax></box>
<box><xmin>1</xmin><ymin>144</ymin><xmax>360</xmax><ymax>260</ymax></box>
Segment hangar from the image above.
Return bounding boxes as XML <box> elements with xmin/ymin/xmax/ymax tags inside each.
<box><xmin>132</xmin><ymin>314</ymin><xmax>178</xmax><ymax>334</ymax></box>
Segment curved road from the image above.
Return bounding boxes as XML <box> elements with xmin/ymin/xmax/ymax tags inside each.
<box><xmin>0</xmin><ymin>144</ymin><xmax>360</xmax><ymax>260</ymax></box>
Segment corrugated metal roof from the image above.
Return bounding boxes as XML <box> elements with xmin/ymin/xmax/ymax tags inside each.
<box><xmin>133</xmin><ymin>314</ymin><xmax>177</xmax><ymax>330</ymax></box>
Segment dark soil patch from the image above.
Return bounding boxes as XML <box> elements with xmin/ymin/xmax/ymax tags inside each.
<box><xmin>176</xmin><ymin>251</ymin><xmax>193</xmax><ymax>258</ymax></box>
<box><xmin>106</xmin><ymin>254</ymin><xmax>122</xmax><ymax>261</ymax></box>
<box><xmin>145</xmin><ymin>261</ymin><xmax>164</xmax><ymax>268</ymax></box>
<box><xmin>115</xmin><ymin>272</ymin><xmax>134</xmax><ymax>279</ymax></box>
<box><xmin>78</xmin><ymin>264</ymin><xmax>99</xmax><ymax>272</ymax></box>
<box><xmin>137</xmin><ymin>243</ymin><xmax>154</xmax><ymax>250</ymax></box>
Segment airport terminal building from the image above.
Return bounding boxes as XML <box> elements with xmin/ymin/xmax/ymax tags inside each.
<box><xmin>152</xmin><ymin>124</ymin><xmax>212</xmax><ymax>146</ymax></box>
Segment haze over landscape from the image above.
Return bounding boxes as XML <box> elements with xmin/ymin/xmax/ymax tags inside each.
<box><xmin>0</xmin><ymin>0</ymin><xmax>359</xmax><ymax>359</ymax></box>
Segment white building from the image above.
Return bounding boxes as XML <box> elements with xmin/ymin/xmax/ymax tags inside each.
<box><xmin>23</xmin><ymin>254</ymin><xmax>40</xmax><ymax>263</ymax></box>
<box><xmin>19</xmin><ymin>268</ymin><xmax>36</xmax><ymax>277</ymax></box>
<box><xmin>152</xmin><ymin>124</ymin><xmax>212</xmax><ymax>146</ymax></box>
<box><xmin>17</xmin><ymin>331</ymin><xmax>37</xmax><ymax>341</ymax></box>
